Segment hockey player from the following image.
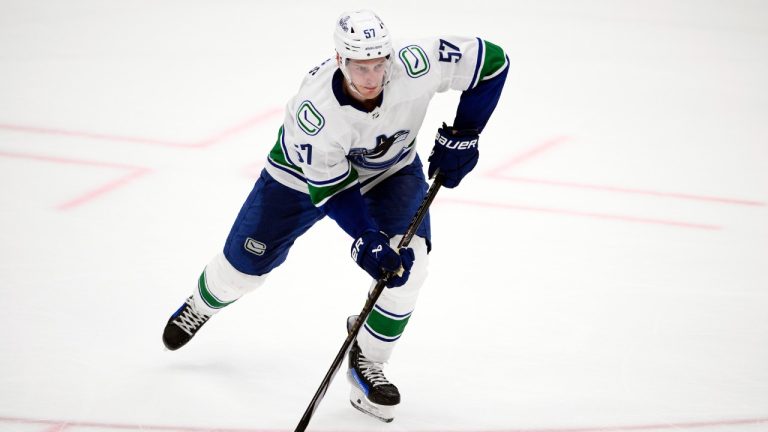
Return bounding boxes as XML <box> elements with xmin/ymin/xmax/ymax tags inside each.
<box><xmin>162</xmin><ymin>9</ymin><xmax>508</xmax><ymax>422</ymax></box>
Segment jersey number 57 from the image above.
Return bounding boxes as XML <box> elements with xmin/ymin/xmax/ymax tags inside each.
<box><xmin>294</xmin><ymin>143</ymin><xmax>313</xmax><ymax>165</ymax></box>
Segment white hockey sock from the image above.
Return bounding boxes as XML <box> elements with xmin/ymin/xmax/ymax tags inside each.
<box><xmin>191</xmin><ymin>252</ymin><xmax>266</xmax><ymax>316</ymax></box>
<box><xmin>357</xmin><ymin>235</ymin><xmax>429</xmax><ymax>363</ymax></box>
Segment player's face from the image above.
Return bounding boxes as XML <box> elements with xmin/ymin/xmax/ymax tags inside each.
<box><xmin>346</xmin><ymin>57</ymin><xmax>388</xmax><ymax>101</ymax></box>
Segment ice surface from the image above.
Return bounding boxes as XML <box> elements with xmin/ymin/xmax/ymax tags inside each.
<box><xmin>1</xmin><ymin>1</ymin><xmax>767</xmax><ymax>431</ymax></box>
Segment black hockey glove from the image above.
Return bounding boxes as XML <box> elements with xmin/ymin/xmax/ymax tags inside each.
<box><xmin>351</xmin><ymin>229</ymin><xmax>415</xmax><ymax>288</ymax></box>
<box><xmin>428</xmin><ymin>123</ymin><xmax>480</xmax><ymax>188</ymax></box>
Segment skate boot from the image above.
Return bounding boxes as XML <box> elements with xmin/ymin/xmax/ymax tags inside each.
<box><xmin>162</xmin><ymin>296</ymin><xmax>211</xmax><ymax>350</ymax></box>
<box><xmin>346</xmin><ymin>316</ymin><xmax>400</xmax><ymax>422</ymax></box>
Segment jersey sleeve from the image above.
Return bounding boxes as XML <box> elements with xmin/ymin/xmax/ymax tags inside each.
<box><xmin>428</xmin><ymin>36</ymin><xmax>509</xmax><ymax>93</ymax></box>
<box><xmin>284</xmin><ymin>100</ymin><xmax>359</xmax><ymax>207</ymax></box>
<box><xmin>428</xmin><ymin>36</ymin><xmax>509</xmax><ymax>132</ymax></box>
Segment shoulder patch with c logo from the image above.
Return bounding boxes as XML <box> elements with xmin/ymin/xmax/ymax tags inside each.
<box><xmin>297</xmin><ymin>100</ymin><xmax>325</xmax><ymax>136</ymax></box>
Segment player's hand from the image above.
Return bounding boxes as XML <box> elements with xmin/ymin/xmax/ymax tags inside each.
<box><xmin>351</xmin><ymin>230</ymin><xmax>414</xmax><ymax>288</ymax></box>
<box><xmin>428</xmin><ymin>123</ymin><xmax>480</xmax><ymax>188</ymax></box>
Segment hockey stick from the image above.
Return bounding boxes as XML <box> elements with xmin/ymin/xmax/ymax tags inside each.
<box><xmin>294</xmin><ymin>175</ymin><xmax>443</xmax><ymax>431</ymax></box>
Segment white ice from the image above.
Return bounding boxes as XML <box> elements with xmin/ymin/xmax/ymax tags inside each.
<box><xmin>1</xmin><ymin>1</ymin><xmax>767</xmax><ymax>431</ymax></box>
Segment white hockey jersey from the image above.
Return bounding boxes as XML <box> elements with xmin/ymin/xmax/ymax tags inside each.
<box><xmin>265</xmin><ymin>36</ymin><xmax>508</xmax><ymax>206</ymax></box>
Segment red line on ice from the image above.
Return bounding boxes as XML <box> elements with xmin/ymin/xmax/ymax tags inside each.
<box><xmin>483</xmin><ymin>136</ymin><xmax>763</xmax><ymax>210</ymax></box>
<box><xmin>0</xmin><ymin>150</ymin><xmax>151</xmax><ymax>210</ymax></box>
<box><xmin>0</xmin><ymin>107</ymin><xmax>281</xmax><ymax>209</ymax></box>
<box><xmin>439</xmin><ymin>197</ymin><xmax>722</xmax><ymax>230</ymax></box>
<box><xmin>193</xmin><ymin>108</ymin><xmax>283</xmax><ymax>147</ymax></box>
<box><xmin>0</xmin><ymin>150</ymin><xmax>143</xmax><ymax>171</ymax></box>
<box><xmin>0</xmin><ymin>107</ymin><xmax>282</xmax><ymax>149</ymax></box>
<box><xmin>492</xmin><ymin>175</ymin><xmax>765</xmax><ymax>207</ymax></box>
<box><xmin>485</xmin><ymin>136</ymin><xmax>570</xmax><ymax>176</ymax></box>
<box><xmin>39</xmin><ymin>422</ymin><xmax>69</xmax><ymax>432</ymax></box>
<box><xmin>56</xmin><ymin>167</ymin><xmax>151</xmax><ymax>210</ymax></box>
<box><xmin>0</xmin><ymin>123</ymin><xmax>190</xmax><ymax>148</ymax></box>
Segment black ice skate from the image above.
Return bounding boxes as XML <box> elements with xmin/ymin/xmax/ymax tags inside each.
<box><xmin>346</xmin><ymin>315</ymin><xmax>400</xmax><ymax>422</ymax></box>
<box><xmin>162</xmin><ymin>296</ymin><xmax>211</xmax><ymax>350</ymax></box>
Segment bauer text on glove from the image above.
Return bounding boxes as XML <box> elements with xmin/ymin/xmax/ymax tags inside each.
<box><xmin>427</xmin><ymin>123</ymin><xmax>479</xmax><ymax>188</ymax></box>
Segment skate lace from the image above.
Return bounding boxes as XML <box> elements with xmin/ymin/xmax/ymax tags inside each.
<box><xmin>173</xmin><ymin>299</ymin><xmax>209</xmax><ymax>336</ymax></box>
<box><xmin>358</xmin><ymin>356</ymin><xmax>391</xmax><ymax>387</ymax></box>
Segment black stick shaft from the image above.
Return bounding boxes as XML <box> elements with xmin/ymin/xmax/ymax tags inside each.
<box><xmin>294</xmin><ymin>176</ymin><xmax>443</xmax><ymax>431</ymax></box>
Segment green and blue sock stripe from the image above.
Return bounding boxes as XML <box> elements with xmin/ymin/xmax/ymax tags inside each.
<box><xmin>363</xmin><ymin>305</ymin><xmax>413</xmax><ymax>343</ymax></box>
<box><xmin>197</xmin><ymin>270</ymin><xmax>235</xmax><ymax>310</ymax></box>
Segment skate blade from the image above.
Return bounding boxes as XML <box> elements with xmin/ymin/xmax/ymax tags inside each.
<box><xmin>349</xmin><ymin>385</ymin><xmax>394</xmax><ymax>423</ymax></box>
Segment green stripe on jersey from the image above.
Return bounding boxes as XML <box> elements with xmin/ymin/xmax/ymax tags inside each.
<box><xmin>267</xmin><ymin>124</ymin><xmax>357</xmax><ymax>206</ymax></box>
<box><xmin>479</xmin><ymin>39</ymin><xmax>507</xmax><ymax>81</ymax></box>
<box><xmin>366</xmin><ymin>308</ymin><xmax>411</xmax><ymax>338</ymax></box>
<box><xmin>268</xmin><ymin>126</ymin><xmax>304</xmax><ymax>175</ymax></box>
<box><xmin>198</xmin><ymin>271</ymin><xmax>235</xmax><ymax>309</ymax></box>
<box><xmin>308</xmin><ymin>168</ymin><xmax>359</xmax><ymax>206</ymax></box>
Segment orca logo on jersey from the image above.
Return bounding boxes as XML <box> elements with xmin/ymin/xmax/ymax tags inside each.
<box><xmin>348</xmin><ymin>129</ymin><xmax>412</xmax><ymax>169</ymax></box>
<box><xmin>435</xmin><ymin>133</ymin><xmax>478</xmax><ymax>150</ymax></box>
<box><xmin>398</xmin><ymin>45</ymin><xmax>430</xmax><ymax>78</ymax></box>
<box><xmin>244</xmin><ymin>238</ymin><xmax>267</xmax><ymax>256</ymax></box>
<box><xmin>297</xmin><ymin>100</ymin><xmax>325</xmax><ymax>136</ymax></box>
<box><xmin>367</xmin><ymin>130</ymin><xmax>409</xmax><ymax>159</ymax></box>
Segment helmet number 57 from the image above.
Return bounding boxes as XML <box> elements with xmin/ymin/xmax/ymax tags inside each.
<box><xmin>363</xmin><ymin>29</ymin><xmax>376</xmax><ymax>38</ymax></box>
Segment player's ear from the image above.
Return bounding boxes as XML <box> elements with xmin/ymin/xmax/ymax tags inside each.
<box><xmin>336</xmin><ymin>53</ymin><xmax>342</xmax><ymax>67</ymax></box>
